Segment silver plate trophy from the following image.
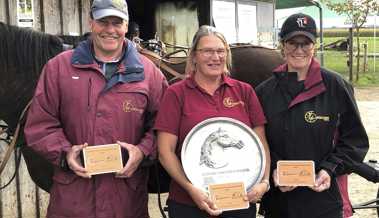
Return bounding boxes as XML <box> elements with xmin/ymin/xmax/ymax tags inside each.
<box><xmin>181</xmin><ymin>117</ymin><xmax>266</xmax><ymax>192</ymax></box>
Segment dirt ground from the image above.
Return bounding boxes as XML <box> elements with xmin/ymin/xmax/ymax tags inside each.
<box><xmin>148</xmin><ymin>87</ymin><xmax>379</xmax><ymax>218</ymax></box>
<box><xmin>348</xmin><ymin>87</ymin><xmax>379</xmax><ymax>218</ymax></box>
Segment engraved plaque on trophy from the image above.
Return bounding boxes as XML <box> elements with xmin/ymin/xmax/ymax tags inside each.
<box><xmin>181</xmin><ymin>117</ymin><xmax>266</xmax><ymax>193</ymax></box>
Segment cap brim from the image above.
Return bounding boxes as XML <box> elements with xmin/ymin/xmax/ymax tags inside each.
<box><xmin>282</xmin><ymin>31</ymin><xmax>316</xmax><ymax>43</ymax></box>
<box><xmin>92</xmin><ymin>9</ymin><xmax>128</xmax><ymax>20</ymax></box>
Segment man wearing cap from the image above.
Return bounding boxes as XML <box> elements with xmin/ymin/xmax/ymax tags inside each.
<box><xmin>24</xmin><ymin>0</ymin><xmax>168</xmax><ymax>217</ymax></box>
<box><xmin>256</xmin><ymin>13</ymin><xmax>369</xmax><ymax>218</ymax></box>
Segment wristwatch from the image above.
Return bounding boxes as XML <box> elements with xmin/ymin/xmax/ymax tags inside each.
<box><xmin>261</xmin><ymin>179</ymin><xmax>270</xmax><ymax>192</ymax></box>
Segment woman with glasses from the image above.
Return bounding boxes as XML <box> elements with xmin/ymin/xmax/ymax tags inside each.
<box><xmin>154</xmin><ymin>25</ymin><xmax>271</xmax><ymax>218</ymax></box>
<box><xmin>256</xmin><ymin>13</ymin><xmax>369</xmax><ymax>218</ymax></box>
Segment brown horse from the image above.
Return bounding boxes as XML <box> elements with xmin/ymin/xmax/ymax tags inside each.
<box><xmin>0</xmin><ymin>22</ymin><xmax>284</xmax><ymax>192</ymax></box>
<box><xmin>140</xmin><ymin>43</ymin><xmax>284</xmax><ymax>88</ymax></box>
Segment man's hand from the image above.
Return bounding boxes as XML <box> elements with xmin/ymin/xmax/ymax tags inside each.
<box><xmin>310</xmin><ymin>169</ymin><xmax>331</xmax><ymax>192</ymax></box>
<box><xmin>66</xmin><ymin>143</ymin><xmax>90</xmax><ymax>178</ymax></box>
<box><xmin>115</xmin><ymin>141</ymin><xmax>144</xmax><ymax>178</ymax></box>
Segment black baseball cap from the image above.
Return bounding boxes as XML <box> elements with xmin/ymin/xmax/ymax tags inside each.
<box><xmin>279</xmin><ymin>13</ymin><xmax>317</xmax><ymax>43</ymax></box>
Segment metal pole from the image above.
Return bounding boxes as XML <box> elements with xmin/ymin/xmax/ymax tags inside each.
<box><xmin>235</xmin><ymin>0</ymin><xmax>239</xmax><ymax>42</ymax></box>
<box><xmin>374</xmin><ymin>13</ymin><xmax>377</xmax><ymax>74</ymax></box>
<box><xmin>318</xmin><ymin>3</ymin><xmax>324</xmax><ymax>66</ymax></box>
<box><xmin>273</xmin><ymin>0</ymin><xmax>276</xmax><ymax>48</ymax></box>
<box><xmin>209</xmin><ymin>0</ymin><xmax>213</xmax><ymax>26</ymax></box>
<box><xmin>349</xmin><ymin>27</ymin><xmax>354</xmax><ymax>82</ymax></box>
<box><xmin>309</xmin><ymin>0</ymin><xmax>324</xmax><ymax>66</ymax></box>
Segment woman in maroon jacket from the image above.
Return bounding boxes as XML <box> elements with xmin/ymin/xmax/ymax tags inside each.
<box><xmin>154</xmin><ymin>25</ymin><xmax>271</xmax><ymax>218</ymax></box>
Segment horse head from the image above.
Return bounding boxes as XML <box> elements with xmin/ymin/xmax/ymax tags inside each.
<box><xmin>200</xmin><ymin>128</ymin><xmax>245</xmax><ymax>169</ymax></box>
<box><xmin>215</xmin><ymin>128</ymin><xmax>244</xmax><ymax>149</ymax></box>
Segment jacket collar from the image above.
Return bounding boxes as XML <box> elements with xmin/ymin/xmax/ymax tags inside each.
<box><xmin>273</xmin><ymin>58</ymin><xmax>326</xmax><ymax>108</ymax></box>
<box><xmin>71</xmin><ymin>39</ymin><xmax>144</xmax><ymax>89</ymax></box>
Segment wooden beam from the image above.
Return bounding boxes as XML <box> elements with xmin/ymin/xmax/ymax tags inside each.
<box><xmin>58</xmin><ymin>0</ymin><xmax>64</xmax><ymax>34</ymax></box>
<box><xmin>5</xmin><ymin>0</ymin><xmax>10</xmax><ymax>24</ymax></box>
<box><xmin>79</xmin><ymin>0</ymin><xmax>83</xmax><ymax>35</ymax></box>
<box><xmin>39</xmin><ymin>0</ymin><xmax>45</xmax><ymax>32</ymax></box>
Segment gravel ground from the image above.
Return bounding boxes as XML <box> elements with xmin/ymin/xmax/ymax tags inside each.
<box><xmin>148</xmin><ymin>87</ymin><xmax>379</xmax><ymax>218</ymax></box>
<box><xmin>348</xmin><ymin>87</ymin><xmax>379</xmax><ymax>218</ymax></box>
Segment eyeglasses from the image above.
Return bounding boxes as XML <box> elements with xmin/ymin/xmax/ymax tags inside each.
<box><xmin>196</xmin><ymin>48</ymin><xmax>227</xmax><ymax>58</ymax></box>
<box><xmin>284</xmin><ymin>40</ymin><xmax>314</xmax><ymax>52</ymax></box>
<box><xmin>95</xmin><ymin>19</ymin><xmax>124</xmax><ymax>28</ymax></box>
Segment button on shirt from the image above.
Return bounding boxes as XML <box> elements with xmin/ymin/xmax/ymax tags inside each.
<box><xmin>154</xmin><ymin>75</ymin><xmax>266</xmax><ymax>205</ymax></box>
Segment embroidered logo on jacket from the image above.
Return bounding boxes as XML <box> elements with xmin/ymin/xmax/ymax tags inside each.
<box><xmin>122</xmin><ymin>100</ymin><xmax>143</xmax><ymax>113</ymax></box>
<box><xmin>304</xmin><ymin>111</ymin><xmax>330</xmax><ymax>123</ymax></box>
<box><xmin>223</xmin><ymin>97</ymin><xmax>244</xmax><ymax>108</ymax></box>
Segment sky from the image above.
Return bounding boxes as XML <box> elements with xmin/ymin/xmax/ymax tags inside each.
<box><xmin>276</xmin><ymin>7</ymin><xmax>379</xmax><ymax>29</ymax></box>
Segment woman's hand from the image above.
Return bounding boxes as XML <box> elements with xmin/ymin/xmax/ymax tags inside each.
<box><xmin>187</xmin><ymin>185</ymin><xmax>222</xmax><ymax>216</ymax></box>
<box><xmin>309</xmin><ymin>169</ymin><xmax>331</xmax><ymax>192</ymax></box>
<box><xmin>272</xmin><ymin>169</ymin><xmax>297</xmax><ymax>192</ymax></box>
<box><xmin>245</xmin><ymin>182</ymin><xmax>268</xmax><ymax>203</ymax></box>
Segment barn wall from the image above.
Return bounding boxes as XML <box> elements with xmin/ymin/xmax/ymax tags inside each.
<box><xmin>155</xmin><ymin>2</ymin><xmax>199</xmax><ymax>49</ymax></box>
<box><xmin>0</xmin><ymin>141</ymin><xmax>49</xmax><ymax>218</ymax></box>
<box><xmin>7</xmin><ymin>0</ymin><xmax>17</xmax><ymax>25</ymax></box>
<box><xmin>0</xmin><ymin>0</ymin><xmax>7</xmax><ymax>23</ymax></box>
<box><xmin>0</xmin><ymin>0</ymin><xmax>91</xmax><ymax>35</ymax></box>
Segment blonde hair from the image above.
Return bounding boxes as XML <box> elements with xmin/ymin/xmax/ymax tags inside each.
<box><xmin>185</xmin><ymin>25</ymin><xmax>232</xmax><ymax>76</ymax></box>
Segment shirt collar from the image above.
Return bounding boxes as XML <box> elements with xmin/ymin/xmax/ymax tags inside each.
<box><xmin>273</xmin><ymin>58</ymin><xmax>322</xmax><ymax>89</ymax></box>
<box><xmin>185</xmin><ymin>74</ymin><xmax>234</xmax><ymax>89</ymax></box>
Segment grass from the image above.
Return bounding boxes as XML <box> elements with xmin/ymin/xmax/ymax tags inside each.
<box><xmin>318</xmin><ymin>37</ymin><xmax>379</xmax><ymax>86</ymax></box>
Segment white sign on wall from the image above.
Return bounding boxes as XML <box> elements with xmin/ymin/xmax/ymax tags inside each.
<box><xmin>237</xmin><ymin>3</ymin><xmax>257</xmax><ymax>43</ymax></box>
<box><xmin>213</xmin><ymin>0</ymin><xmax>257</xmax><ymax>43</ymax></box>
<box><xmin>213</xmin><ymin>1</ymin><xmax>237</xmax><ymax>43</ymax></box>
<box><xmin>17</xmin><ymin>0</ymin><xmax>34</xmax><ymax>28</ymax></box>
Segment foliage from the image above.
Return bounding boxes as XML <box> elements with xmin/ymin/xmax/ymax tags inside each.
<box><xmin>324</xmin><ymin>28</ymin><xmax>379</xmax><ymax>37</ymax></box>
<box><xmin>323</xmin><ymin>0</ymin><xmax>379</xmax><ymax>29</ymax></box>
<box><xmin>323</xmin><ymin>0</ymin><xmax>379</xmax><ymax>81</ymax></box>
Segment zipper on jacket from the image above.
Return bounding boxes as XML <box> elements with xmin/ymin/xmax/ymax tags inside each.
<box><xmin>88</xmin><ymin>77</ymin><xmax>92</xmax><ymax>111</ymax></box>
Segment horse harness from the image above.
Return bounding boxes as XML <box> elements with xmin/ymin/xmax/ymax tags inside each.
<box><xmin>139</xmin><ymin>49</ymin><xmax>186</xmax><ymax>83</ymax></box>
<box><xmin>0</xmin><ymin>100</ymin><xmax>32</xmax><ymax>176</ymax></box>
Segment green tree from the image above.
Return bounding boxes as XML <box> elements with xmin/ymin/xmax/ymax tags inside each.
<box><xmin>323</xmin><ymin>0</ymin><xmax>379</xmax><ymax>81</ymax></box>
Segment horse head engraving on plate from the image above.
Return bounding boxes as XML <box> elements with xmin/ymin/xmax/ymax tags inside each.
<box><xmin>200</xmin><ymin>128</ymin><xmax>244</xmax><ymax>169</ymax></box>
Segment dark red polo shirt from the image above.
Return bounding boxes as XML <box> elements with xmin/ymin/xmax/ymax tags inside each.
<box><xmin>154</xmin><ymin>75</ymin><xmax>266</xmax><ymax>206</ymax></box>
